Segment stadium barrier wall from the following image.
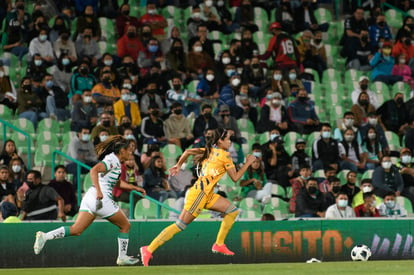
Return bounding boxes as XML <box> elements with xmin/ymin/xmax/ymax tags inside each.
<box><xmin>2</xmin><ymin>219</ymin><xmax>414</xmax><ymax>267</ymax></box>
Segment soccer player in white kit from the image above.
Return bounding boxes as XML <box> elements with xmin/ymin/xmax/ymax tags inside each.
<box><xmin>33</xmin><ymin>136</ymin><xmax>146</xmax><ymax>265</ymax></box>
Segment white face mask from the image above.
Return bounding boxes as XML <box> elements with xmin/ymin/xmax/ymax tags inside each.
<box><xmin>148</xmin><ymin>9</ymin><xmax>156</xmax><ymax>15</ymax></box>
<box><xmin>104</xmin><ymin>60</ymin><xmax>113</xmax><ymax>66</ymax></box>
<box><xmin>206</xmin><ymin>74</ymin><xmax>215</xmax><ymax>81</ymax></box>
<box><xmin>362</xmin><ymin>186</ymin><xmax>373</xmax><ymax>193</ymax></box>
<box><xmin>382</xmin><ymin>161</ymin><xmax>392</xmax><ymax>169</ymax></box>
<box><xmin>217</xmin><ymin>0</ymin><xmax>224</xmax><ymax>6</ymax></box>
<box><xmin>231</xmin><ymin>78</ymin><xmax>241</xmax><ymax>86</ymax></box>
<box><xmin>322</xmin><ymin>131</ymin><xmax>331</xmax><ymax>139</ymax></box>
<box><xmin>99</xmin><ymin>135</ymin><xmax>108</xmax><ymax>142</ymax></box>
<box><xmin>272</xmin><ymin>99</ymin><xmax>281</xmax><ymax>106</ymax></box>
<box><xmin>192</xmin><ymin>12</ymin><xmax>201</xmax><ymax>19</ymax></box>
<box><xmin>344</xmin><ymin>118</ymin><xmax>354</xmax><ymax>127</ymax></box>
<box><xmin>125</xmin><ymin>134</ymin><xmax>135</xmax><ymax>140</ymax></box>
<box><xmin>81</xmin><ymin>134</ymin><xmax>90</xmax><ymax>142</ymax></box>
<box><xmin>83</xmin><ymin>96</ymin><xmax>92</xmax><ymax>103</ymax></box>
<box><xmin>402</xmin><ymin>155</ymin><xmax>412</xmax><ymax>164</ymax></box>
<box><xmin>123</xmin><ymin>83</ymin><xmax>132</xmax><ymax>90</ymax></box>
<box><xmin>205</xmin><ymin>0</ymin><xmax>213</xmax><ymax>7</ymax></box>
<box><xmin>121</xmin><ymin>94</ymin><xmax>130</xmax><ymax>102</ymax></box>
<box><xmin>39</xmin><ymin>34</ymin><xmax>47</xmax><ymax>42</ymax></box>
<box><xmin>289</xmin><ymin>73</ymin><xmax>297</xmax><ymax>80</ymax></box>
<box><xmin>34</xmin><ymin>60</ymin><xmax>43</xmax><ymax>66</ymax></box>
<box><xmin>12</xmin><ymin>165</ymin><xmax>21</xmax><ymax>173</ymax></box>
<box><xmin>344</xmin><ymin>135</ymin><xmax>354</xmax><ymax>142</ymax></box>
<box><xmin>0</xmin><ymin>71</ymin><xmax>4</xmax><ymax>78</ymax></box>
<box><xmin>194</xmin><ymin>46</ymin><xmax>203</xmax><ymax>52</ymax></box>
<box><xmin>222</xmin><ymin>57</ymin><xmax>231</xmax><ymax>65</ymax></box>
<box><xmin>368</xmin><ymin>118</ymin><xmax>378</xmax><ymax>126</ymax></box>
<box><xmin>273</xmin><ymin>74</ymin><xmax>282</xmax><ymax>81</ymax></box>
<box><xmin>368</xmin><ymin>133</ymin><xmax>376</xmax><ymax>140</ymax></box>
<box><xmin>338</xmin><ymin>199</ymin><xmax>348</xmax><ymax>208</ymax></box>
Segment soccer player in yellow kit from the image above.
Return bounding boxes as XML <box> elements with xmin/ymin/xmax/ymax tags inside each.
<box><xmin>140</xmin><ymin>128</ymin><xmax>256</xmax><ymax>266</ymax></box>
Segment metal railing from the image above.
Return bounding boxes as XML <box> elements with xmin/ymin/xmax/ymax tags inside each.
<box><xmin>129</xmin><ymin>190</ymin><xmax>180</xmax><ymax>219</ymax></box>
<box><xmin>51</xmin><ymin>150</ymin><xmax>92</xmax><ymax>205</ymax></box>
<box><xmin>0</xmin><ymin>118</ymin><xmax>32</xmax><ymax>169</ymax></box>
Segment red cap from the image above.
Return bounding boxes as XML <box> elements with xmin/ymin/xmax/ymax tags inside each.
<box><xmin>269</xmin><ymin>22</ymin><xmax>282</xmax><ymax>31</ymax></box>
<box><xmin>382</xmin><ymin>41</ymin><xmax>392</xmax><ymax>48</ymax></box>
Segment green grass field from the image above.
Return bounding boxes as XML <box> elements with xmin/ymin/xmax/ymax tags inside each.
<box><xmin>4</xmin><ymin>261</ymin><xmax>414</xmax><ymax>275</ymax></box>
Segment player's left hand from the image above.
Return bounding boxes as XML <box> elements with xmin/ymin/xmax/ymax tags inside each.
<box><xmin>169</xmin><ymin>165</ymin><xmax>180</xmax><ymax>176</ymax></box>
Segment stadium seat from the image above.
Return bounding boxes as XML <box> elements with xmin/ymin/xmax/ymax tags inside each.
<box><xmin>83</xmin><ymin>173</ymin><xmax>93</xmax><ymax>191</ymax></box>
<box><xmin>0</xmin><ymin>104</ymin><xmax>13</xmax><ymax>121</ymax></box>
<box><xmin>239</xmin><ymin>197</ymin><xmax>262</xmax><ymax>219</ymax></box>
<box><xmin>36</xmin><ymin>131</ymin><xmax>60</xmax><ymax>148</ymax></box>
<box><xmin>283</xmin><ymin>131</ymin><xmax>302</xmax><ymax>146</ymax></box>
<box><xmin>396</xmin><ymin>196</ymin><xmax>413</xmax><ymax>215</ymax></box>
<box><xmin>37</xmin><ymin>118</ymin><xmax>60</xmax><ymax>135</ymax></box>
<box><xmin>237</xmin><ymin>118</ymin><xmax>255</xmax><ymax>133</ymax></box>
<box><xmin>161</xmin><ymin>144</ymin><xmax>183</xmax><ymax>168</ymax></box>
<box><xmin>161</xmin><ymin>198</ymin><xmax>177</xmax><ymax>219</ymax></box>
<box><xmin>12</xmin><ymin>118</ymin><xmax>35</xmax><ymax>138</ymax></box>
<box><xmin>361</xmin><ymin>169</ymin><xmax>374</xmax><ymax>180</ymax></box>
<box><xmin>392</xmin><ymin>81</ymin><xmax>411</xmax><ymax>99</ymax></box>
<box><xmin>313</xmin><ymin>8</ymin><xmax>333</xmax><ymax>24</ymax></box>
<box><xmin>337</xmin><ymin>169</ymin><xmax>351</xmax><ymax>185</ymax></box>
<box><xmin>322</xmin><ymin>68</ymin><xmax>342</xmax><ymax>83</ymax></box>
<box><xmin>370</xmin><ymin>81</ymin><xmax>390</xmax><ymax>95</ymax></box>
<box><xmin>134</xmin><ymin>198</ymin><xmax>161</xmax><ymax>219</ymax></box>
<box><xmin>385</xmin><ymin>131</ymin><xmax>401</xmax><ymax>147</ymax></box>
<box><xmin>385</xmin><ymin>9</ymin><xmax>403</xmax><ymax>29</ymax></box>
<box><xmin>271</xmin><ymin>183</ymin><xmax>287</xmax><ymax>199</ymax></box>
<box><xmin>10</xmin><ymin>132</ymin><xmax>34</xmax><ymax>155</ymax></box>
<box><xmin>34</xmin><ymin>144</ymin><xmax>54</xmax><ymax>167</ymax></box>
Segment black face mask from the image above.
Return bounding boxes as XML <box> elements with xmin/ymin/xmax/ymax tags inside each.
<box><xmin>121</xmin><ymin>122</ymin><xmax>131</xmax><ymax>128</ymax></box>
<box><xmin>361</xmin><ymin>36</ymin><xmax>368</xmax><ymax>42</ymax></box>
<box><xmin>252</xmin><ymin>63</ymin><xmax>260</xmax><ymax>69</ymax></box>
<box><xmin>173</xmin><ymin>46</ymin><xmax>182</xmax><ymax>52</ymax></box>
<box><xmin>359</xmin><ymin>99</ymin><xmax>368</xmax><ymax>106</ymax></box>
<box><xmin>347</xmin><ymin>181</ymin><xmax>355</xmax><ymax>186</ymax></box>
<box><xmin>308</xmin><ymin>186</ymin><xmax>318</xmax><ymax>194</ymax></box>
<box><xmin>27</xmin><ymin>181</ymin><xmax>37</xmax><ymax>189</ymax></box>
<box><xmin>102</xmin><ymin>77</ymin><xmax>111</xmax><ymax>84</ymax></box>
<box><xmin>332</xmin><ymin>186</ymin><xmax>341</xmax><ymax>193</ymax></box>
<box><xmin>396</xmin><ymin>97</ymin><xmax>404</xmax><ymax>105</ymax></box>
<box><xmin>173</xmin><ymin>109</ymin><xmax>182</xmax><ymax>115</ymax></box>
<box><xmin>127</xmin><ymin>32</ymin><xmax>136</xmax><ymax>38</ymax></box>
<box><xmin>298</xmin><ymin>96</ymin><xmax>307</xmax><ymax>102</ymax></box>
<box><xmin>407</xmin><ymin>23</ymin><xmax>414</xmax><ymax>29</ymax></box>
<box><xmin>80</xmin><ymin>68</ymin><xmax>89</xmax><ymax>75</ymax></box>
<box><xmin>314</xmin><ymin>38</ymin><xmax>322</xmax><ymax>44</ymax></box>
<box><xmin>378</xmin><ymin>21</ymin><xmax>385</xmax><ymax>27</ymax></box>
<box><xmin>241</xmin><ymin>38</ymin><xmax>252</xmax><ymax>44</ymax></box>
<box><xmin>151</xmin><ymin>110</ymin><xmax>159</xmax><ymax>116</ymax></box>
<box><xmin>360</xmin><ymin>84</ymin><xmax>368</xmax><ymax>90</ymax></box>
<box><xmin>83</xmin><ymin>35</ymin><xmax>91</xmax><ymax>40</ymax></box>
<box><xmin>102</xmin><ymin>120</ymin><xmax>111</xmax><ymax>127</ymax></box>
<box><xmin>173</xmin><ymin>84</ymin><xmax>181</xmax><ymax>90</ymax></box>
<box><xmin>204</xmin><ymin>112</ymin><xmax>212</xmax><ymax>118</ymax></box>
<box><xmin>122</xmin><ymin>10</ymin><xmax>130</xmax><ymax>16</ymax></box>
<box><xmin>142</xmin><ymin>32</ymin><xmax>151</xmax><ymax>38</ymax></box>
<box><xmin>405</xmin><ymin>38</ymin><xmax>412</xmax><ymax>46</ymax></box>
<box><xmin>23</xmin><ymin>85</ymin><xmax>31</xmax><ymax>92</ymax></box>
<box><xmin>147</xmin><ymin>89</ymin><xmax>157</xmax><ymax>94</ymax></box>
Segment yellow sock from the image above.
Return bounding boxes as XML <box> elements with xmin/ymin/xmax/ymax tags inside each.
<box><xmin>148</xmin><ymin>223</ymin><xmax>182</xmax><ymax>253</ymax></box>
<box><xmin>215</xmin><ymin>209</ymin><xmax>240</xmax><ymax>245</ymax></box>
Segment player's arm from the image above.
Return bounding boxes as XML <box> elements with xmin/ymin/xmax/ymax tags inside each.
<box><xmin>169</xmin><ymin>148</ymin><xmax>204</xmax><ymax>176</ymax></box>
<box><xmin>90</xmin><ymin>162</ymin><xmax>106</xmax><ymax>200</ymax></box>
<box><xmin>227</xmin><ymin>155</ymin><xmax>256</xmax><ymax>182</ymax></box>
<box><xmin>119</xmin><ymin>180</ymin><xmax>147</xmax><ymax>196</ymax></box>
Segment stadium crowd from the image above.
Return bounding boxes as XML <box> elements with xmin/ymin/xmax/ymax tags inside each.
<box><xmin>1</xmin><ymin>0</ymin><xmax>414</xmax><ymax>221</ymax></box>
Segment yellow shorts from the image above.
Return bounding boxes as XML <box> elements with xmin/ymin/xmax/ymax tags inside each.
<box><xmin>184</xmin><ymin>186</ymin><xmax>221</xmax><ymax>217</ymax></box>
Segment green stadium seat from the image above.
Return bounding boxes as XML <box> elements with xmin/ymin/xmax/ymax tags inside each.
<box><xmin>392</xmin><ymin>81</ymin><xmax>411</xmax><ymax>99</ymax></box>
<box><xmin>161</xmin><ymin>198</ymin><xmax>177</xmax><ymax>219</ymax></box>
<box><xmin>313</xmin><ymin>8</ymin><xmax>333</xmax><ymax>24</ymax></box>
<box><xmin>396</xmin><ymin>196</ymin><xmax>413</xmax><ymax>215</ymax></box>
<box><xmin>385</xmin><ymin>9</ymin><xmax>403</xmax><ymax>29</ymax></box>
<box><xmin>361</xmin><ymin>169</ymin><xmax>374</xmax><ymax>180</ymax></box>
<box><xmin>271</xmin><ymin>183</ymin><xmax>287</xmax><ymax>199</ymax></box>
<box><xmin>83</xmin><ymin>173</ymin><xmax>93</xmax><ymax>191</ymax></box>
<box><xmin>134</xmin><ymin>198</ymin><xmax>161</xmax><ymax>219</ymax></box>
<box><xmin>12</xmin><ymin>118</ymin><xmax>35</xmax><ymax>138</ymax></box>
<box><xmin>10</xmin><ymin>132</ymin><xmax>34</xmax><ymax>155</ymax></box>
<box><xmin>0</xmin><ymin>104</ymin><xmax>13</xmax><ymax>121</ymax></box>
<box><xmin>161</xmin><ymin>144</ymin><xmax>183</xmax><ymax>168</ymax></box>
<box><xmin>34</xmin><ymin>144</ymin><xmax>54</xmax><ymax>167</ymax></box>
<box><xmin>36</xmin><ymin>131</ymin><xmax>60</xmax><ymax>148</ymax></box>
<box><xmin>37</xmin><ymin>118</ymin><xmax>60</xmax><ymax>134</ymax></box>
<box><xmin>239</xmin><ymin>197</ymin><xmax>262</xmax><ymax>219</ymax></box>
<box><xmin>385</xmin><ymin>131</ymin><xmax>401</xmax><ymax>147</ymax></box>
<box><xmin>337</xmin><ymin>169</ymin><xmax>351</xmax><ymax>185</ymax></box>
<box><xmin>322</xmin><ymin>68</ymin><xmax>342</xmax><ymax>83</ymax></box>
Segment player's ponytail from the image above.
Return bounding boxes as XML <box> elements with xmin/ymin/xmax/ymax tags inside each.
<box><xmin>95</xmin><ymin>135</ymin><xmax>129</xmax><ymax>160</ymax></box>
<box><xmin>193</xmin><ymin>128</ymin><xmax>227</xmax><ymax>167</ymax></box>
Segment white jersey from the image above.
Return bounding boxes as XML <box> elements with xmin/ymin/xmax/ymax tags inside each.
<box><xmin>99</xmin><ymin>152</ymin><xmax>121</xmax><ymax>198</ymax></box>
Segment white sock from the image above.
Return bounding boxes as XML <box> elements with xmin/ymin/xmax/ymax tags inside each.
<box><xmin>45</xmin><ymin>226</ymin><xmax>66</xmax><ymax>240</ymax></box>
<box><xmin>118</xmin><ymin>237</ymin><xmax>129</xmax><ymax>258</ymax></box>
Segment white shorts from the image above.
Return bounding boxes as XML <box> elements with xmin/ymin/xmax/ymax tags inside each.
<box><xmin>79</xmin><ymin>187</ymin><xmax>120</xmax><ymax>219</ymax></box>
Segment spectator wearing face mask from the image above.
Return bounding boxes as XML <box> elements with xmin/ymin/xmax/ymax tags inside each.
<box><xmin>368</xmin><ymin>14</ymin><xmax>392</xmax><ymax>50</ymax></box>
<box><xmin>69</xmin><ymin>61</ymin><xmax>97</xmax><ymax>103</ymax></box>
<box><xmin>333</xmin><ymin>111</ymin><xmax>362</xmax><ymax>143</ymax></box>
<box><xmin>218</xmin><ymin>73</ymin><xmax>243</xmax><ymax>119</ymax></box>
<box><xmin>361</xmin><ymin>126</ymin><xmax>383</xmax><ymax>170</ymax></box>
<box><xmin>90</xmin><ymin>111</ymin><xmax>119</xmax><ymax>140</ymax></box>
<box><xmin>392</xmin><ymin>53</ymin><xmax>414</xmax><ymax>89</ymax></box>
<box><xmin>325</xmin><ymin>192</ymin><xmax>356</xmax><ymax>219</ymax></box>
<box><xmin>196</xmin><ymin>68</ymin><xmax>219</xmax><ymax>103</ymax></box>
<box><xmin>354</xmin><ymin>191</ymin><xmax>380</xmax><ymax>217</ymax></box>
<box><xmin>53</xmin><ymin>29</ymin><xmax>77</xmax><ymax>63</ymax></box>
<box><xmin>289</xmin><ymin>164</ymin><xmax>312</xmax><ymax>213</ymax></box>
<box><xmin>139</xmin><ymin>3</ymin><xmax>167</xmax><ymax>41</ymax></box>
<box><xmin>92</xmin><ymin>69</ymin><xmax>121</xmax><ymax>113</ymax></box>
<box><xmin>372</xmin><ymin>156</ymin><xmax>405</xmax><ymax>199</ymax></box>
<box><xmin>164</xmin><ymin>102</ymin><xmax>194</xmax><ymax>150</ymax></box>
<box><xmin>295</xmin><ymin>177</ymin><xmax>327</xmax><ymax>218</ymax></box>
<box><xmin>378</xmin><ymin>191</ymin><xmax>408</xmax><ymax>217</ymax></box>
<box><xmin>214</xmin><ymin>104</ymin><xmax>243</xmax><ymax>144</ymax></box>
<box><xmin>324</xmin><ymin>176</ymin><xmax>343</xmax><ymax>206</ymax></box>
<box><xmin>359</xmin><ymin>112</ymin><xmax>389</xmax><ymax>154</ymax></box>
<box><xmin>235</xmin><ymin>84</ymin><xmax>258</xmax><ymax>126</ymax></box>
<box><xmin>352</xmin><ymin>179</ymin><xmax>382</xmax><ymax>208</ymax></box>
<box><xmin>117</xmin><ymin>24</ymin><xmax>144</xmax><ymax>61</ymax></box>
<box><xmin>351</xmin><ymin>76</ymin><xmax>379</xmax><ymax>109</ymax></box>
<box><xmin>369</xmin><ymin>41</ymin><xmax>403</xmax><ymax>85</ymax></box>
<box><xmin>193</xmin><ymin>105</ymin><xmax>218</xmax><ymax>140</ymax></box>
<box><xmin>350</xmin><ymin>92</ymin><xmax>376</xmax><ymax>127</ymax></box>
<box><xmin>138</xmin><ymin>37</ymin><xmax>164</xmax><ymax>76</ymax></box>
<box><xmin>338</xmin><ymin>128</ymin><xmax>367</xmax><ymax>172</ymax></box>
<box><xmin>257</xmin><ymin>92</ymin><xmax>289</xmax><ymax>134</ymax></box>
<box><xmin>166</xmin><ymin>76</ymin><xmax>201</xmax><ymax>116</ymax></box>
<box><xmin>187</xmin><ymin>40</ymin><xmax>214</xmax><ymax>80</ymax></box>
<box><xmin>28</xmin><ymin>27</ymin><xmax>55</xmax><ymax>67</ymax></box>
<box><xmin>391</xmin><ymin>35</ymin><xmax>414</xmax><ymax>71</ymax></box>
<box><xmin>71</xmin><ymin>89</ymin><xmax>98</xmax><ymax>131</ymax></box>
<box><xmin>141</xmin><ymin>103</ymin><xmax>168</xmax><ymax>146</ymax></box>
<box><xmin>376</xmin><ymin>92</ymin><xmax>408</xmax><ymax>135</ymax></box>
<box><xmin>291</xmin><ymin>139</ymin><xmax>312</xmax><ymax>176</ymax></box>
<box><xmin>287</xmin><ymin>89</ymin><xmax>319</xmax><ymax>135</ymax></box>
<box><xmin>66</xmin><ymin>125</ymin><xmax>98</xmax><ymax>191</ymax></box>
<box><xmin>115</xmin><ymin>3</ymin><xmax>141</xmax><ymax>38</ymax></box>
<box><xmin>113</xmin><ymin>88</ymin><xmax>141</xmax><ymax>129</ymax></box>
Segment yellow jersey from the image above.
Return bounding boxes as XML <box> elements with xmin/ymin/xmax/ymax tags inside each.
<box><xmin>194</xmin><ymin>147</ymin><xmax>235</xmax><ymax>194</ymax></box>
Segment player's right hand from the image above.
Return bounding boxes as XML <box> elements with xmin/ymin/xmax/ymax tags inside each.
<box><xmin>169</xmin><ymin>165</ymin><xmax>180</xmax><ymax>176</ymax></box>
<box><xmin>246</xmin><ymin>154</ymin><xmax>257</xmax><ymax>165</ymax></box>
<box><xmin>96</xmin><ymin>190</ymin><xmax>103</xmax><ymax>200</ymax></box>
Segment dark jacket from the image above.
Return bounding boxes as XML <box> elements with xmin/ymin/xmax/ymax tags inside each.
<box><xmin>295</xmin><ymin>187</ymin><xmax>327</xmax><ymax>217</ymax></box>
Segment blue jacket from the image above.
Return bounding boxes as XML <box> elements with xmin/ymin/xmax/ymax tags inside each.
<box><xmin>219</xmin><ymin>84</ymin><xmax>237</xmax><ymax>108</ymax></box>
<box><xmin>287</xmin><ymin>99</ymin><xmax>319</xmax><ymax>124</ymax></box>
<box><xmin>369</xmin><ymin>24</ymin><xmax>392</xmax><ymax>48</ymax></box>
<box><xmin>369</xmin><ymin>52</ymin><xmax>395</xmax><ymax>80</ymax></box>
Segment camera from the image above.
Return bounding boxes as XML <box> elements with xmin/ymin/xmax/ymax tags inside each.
<box><xmin>271</xmin><ymin>136</ymin><xmax>284</xmax><ymax>150</ymax></box>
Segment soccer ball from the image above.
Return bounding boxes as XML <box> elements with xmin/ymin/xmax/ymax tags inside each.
<box><xmin>351</xmin><ymin>244</ymin><xmax>372</xmax><ymax>261</ymax></box>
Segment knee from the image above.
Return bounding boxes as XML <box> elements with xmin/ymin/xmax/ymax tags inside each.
<box><xmin>70</xmin><ymin>226</ymin><xmax>83</xmax><ymax>236</ymax></box>
<box><xmin>120</xmin><ymin>221</ymin><xmax>131</xmax><ymax>232</ymax></box>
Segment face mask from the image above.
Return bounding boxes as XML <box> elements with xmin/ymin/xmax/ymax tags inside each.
<box><xmin>298</xmin><ymin>96</ymin><xmax>307</xmax><ymax>102</ymax></box>
<box><xmin>359</xmin><ymin>99</ymin><xmax>368</xmax><ymax>106</ymax></box>
<box><xmin>204</xmin><ymin>112</ymin><xmax>212</xmax><ymax>118</ymax></box>
<box><xmin>83</xmin><ymin>96</ymin><xmax>92</xmax><ymax>103</ymax></box>
<box><xmin>142</xmin><ymin>32</ymin><xmax>151</xmax><ymax>38</ymax></box>
<box><xmin>205</xmin><ymin>0</ymin><xmax>213</xmax><ymax>7</ymax></box>
<box><xmin>192</xmin><ymin>12</ymin><xmax>201</xmax><ymax>19</ymax></box>
<box><xmin>27</xmin><ymin>181</ymin><xmax>36</xmax><ymax>189</ymax></box>
<box><xmin>173</xmin><ymin>84</ymin><xmax>181</xmax><ymax>90</ymax></box>
<box><xmin>368</xmin><ymin>133</ymin><xmax>376</xmax><ymax>140</ymax></box>
<box><xmin>173</xmin><ymin>109</ymin><xmax>182</xmax><ymax>115</ymax></box>
<box><xmin>361</xmin><ymin>36</ymin><xmax>368</xmax><ymax>42</ymax></box>
<box><xmin>231</xmin><ymin>78</ymin><xmax>241</xmax><ymax>86</ymax></box>
<box><xmin>226</xmin><ymin>69</ymin><xmax>235</xmax><ymax>77</ymax></box>
<box><xmin>400</xmin><ymin>58</ymin><xmax>406</xmax><ymax>64</ymax></box>
<box><xmin>362</xmin><ymin>186</ymin><xmax>373</xmax><ymax>193</ymax></box>
<box><xmin>289</xmin><ymin>73</ymin><xmax>297</xmax><ymax>80</ymax></box>
<box><xmin>80</xmin><ymin>67</ymin><xmax>88</xmax><ymax>74</ymax></box>
<box><xmin>151</xmin><ymin>110</ymin><xmax>159</xmax><ymax>116</ymax></box>
<box><xmin>322</xmin><ymin>131</ymin><xmax>331</xmax><ymax>139</ymax></box>
<box><xmin>301</xmin><ymin>175</ymin><xmax>310</xmax><ymax>181</ymax></box>
<box><xmin>45</xmin><ymin>80</ymin><xmax>54</xmax><ymax>89</ymax></box>
<box><xmin>102</xmin><ymin>120</ymin><xmax>111</xmax><ymax>127</ymax></box>
<box><xmin>62</xmin><ymin>58</ymin><xmax>70</xmax><ymax>66</ymax></box>
<box><xmin>121</xmin><ymin>94</ymin><xmax>130</xmax><ymax>101</ymax></box>
<box><xmin>382</xmin><ymin>161</ymin><xmax>392</xmax><ymax>169</ymax></box>
<box><xmin>371</xmin><ymin>200</ymin><xmax>377</xmax><ymax>207</ymax></box>
<box><xmin>273</xmin><ymin>74</ymin><xmax>282</xmax><ymax>81</ymax></box>
<box><xmin>122</xmin><ymin>10</ymin><xmax>130</xmax><ymax>16</ymax></box>
<box><xmin>382</xmin><ymin>48</ymin><xmax>391</xmax><ymax>55</ymax></box>
<box><xmin>23</xmin><ymin>85</ymin><xmax>31</xmax><ymax>92</ymax></box>
<box><xmin>378</xmin><ymin>21</ymin><xmax>385</xmax><ymax>27</ymax></box>
<box><xmin>81</xmin><ymin>134</ymin><xmax>90</xmax><ymax>141</ymax></box>
<box><xmin>148</xmin><ymin>45</ymin><xmax>159</xmax><ymax>53</ymax></box>
<box><xmin>270</xmin><ymin>133</ymin><xmax>279</xmax><ymax>141</ymax></box>
<box><xmin>217</xmin><ymin>0</ymin><xmax>224</xmax><ymax>6</ymax></box>
<box><xmin>222</xmin><ymin>57</ymin><xmax>231</xmax><ymax>65</ymax></box>
<box><xmin>344</xmin><ymin>118</ymin><xmax>354</xmax><ymax>127</ymax></box>
<box><xmin>402</xmin><ymin>155</ymin><xmax>412</xmax><ymax>164</ymax></box>
<box><xmin>308</xmin><ymin>186</ymin><xmax>318</xmax><ymax>194</ymax></box>
<box><xmin>360</xmin><ymin>84</ymin><xmax>368</xmax><ymax>90</ymax></box>
<box><xmin>332</xmin><ymin>186</ymin><xmax>341</xmax><ymax>193</ymax></box>
<box><xmin>272</xmin><ymin>99</ymin><xmax>281</xmax><ymax>106</ymax></box>
<box><xmin>344</xmin><ymin>135</ymin><xmax>354</xmax><ymax>142</ymax></box>
<box><xmin>405</xmin><ymin>38</ymin><xmax>412</xmax><ymax>46</ymax></box>
<box><xmin>368</xmin><ymin>118</ymin><xmax>377</xmax><ymax>126</ymax></box>
<box><xmin>314</xmin><ymin>38</ymin><xmax>322</xmax><ymax>44</ymax></box>
<box><xmin>206</xmin><ymin>74</ymin><xmax>215</xmax><ymax>81</ymax></box>
<box><xmin>99</xmin><ymin>135</ymin><xmax>108</xmax><ymax>142</ymax></box>
<box><xmin>148</xmin><ymin>9</ymin><xmax>156</xmax><ymax>15</ymax></box>
<box><xmin>103</xmin><ymin>60</ymin><xmax>113</xmax><ymax>66</ymax></box>
<box><xmin>125</xmin><ymin>134</ymin><xmax>135</xmax><ymax>140</ymax></box>
<box><xmin>34</xmin><ymin>60</ymin><xmax>42</xmax><ymax>67</ymax></box>
<box><xmin>338</xmin><ymin>199</ymin><xmax>348</xmax><ymax>208</ymax></box>
<box><xmin>194</xmin><ymin>46</ymin><xmax>203</xmax><ymax>53</ymax></box>
<box><xmin>253</xmin><ymin>152</ymin><xmax>262</xmax><ymax>158</ymax></box>
<box><xmin>39</xmin><ymin>34</ymin><xmax>47</xmax><ymax>42</ymax></box>
<box><xmin>12</xmin><ymin>165</ymin><xmax>21</xmax><ymax>173</ymax></box>
<box><xmin>396</xmin><ymin>97</ymin><xmax>404</xmax><ymax>105</ymax></box>
<box><xmin>385</xmin><ymin>200</ymin><xmax>396</xmax><ymax>209</ymax></box>
<box><xmin>122</xmin><ymin>83</ymin><xmax>132</xmax><ymax>90</ymax></box>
